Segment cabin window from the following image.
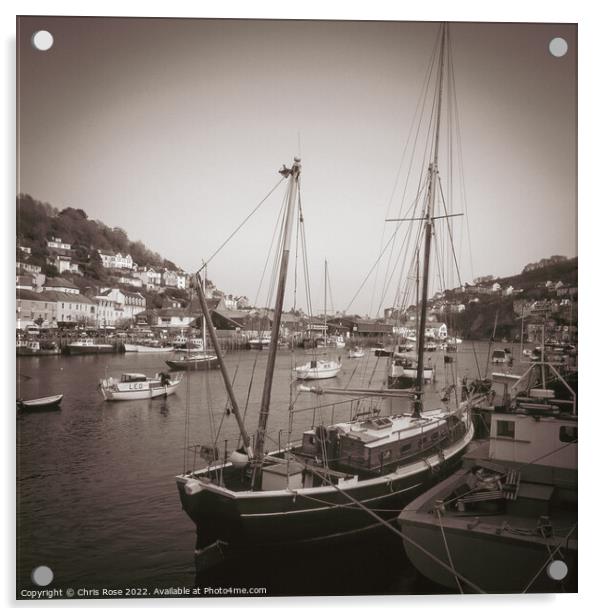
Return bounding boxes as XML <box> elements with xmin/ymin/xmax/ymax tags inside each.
<box><xmin>497</xmin><ymin>420</ymin><xmax>515</xmax><ymax>439</ymax></box>
<box><xmin>431</xmin><ymin>431</ymin><xmax>439</xmax><ymax>441</ymax></box>
<box><xmin>400</xmin><ymin>443</ymin><xmax>412</xmax><ymax>454</ymax></box>
<box><xmin>382</xmin><ymin>450</ymin><xmax>392</xmax><ymax>460</ymax></box>
<box><xmin>559</xmin><ymin>426</ymin><xmax>577</xmax><ymax>443</ymax></box>
<box><xmin>308</xmin><ymin>435</ymin><xmax>315</xmax><ymax>445</ymax></box>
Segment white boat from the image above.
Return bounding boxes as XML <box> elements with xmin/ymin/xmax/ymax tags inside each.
<box><xmin>295</xmin><ymin>358</ymin><xmax>342</xmax><ymax>380</ymax></box>
<box><xmin>124</xmin><ymin>343</ymin><xmax>175</xmax><ymax>353</ymax></box>
<box><xmin>99</xmin><ymin>372</ymin><xmax>183</xmax><ymax>401</ymax></box>
<box><xmin>424</xmin><ymin>341</ymin><xmax>439</xmax><ymax>352</ymax></box>
<box><xmin>248</xmin><ymin>337</ymin><xmax>271</xmax><ymax>350</ymax></box>
<box><xmin>491</xmin><ymin>348</ymin><xmax>513</xmax><ymax>364</ymax></box>
<box><xmin>388</xmin><ymin>355</ymin><xmax>436</xmax><ymax>388</ymax></box>
<box><xmin>66</xmin><ymin>338</ymin><xmax>114</xmax><ymax>354</ymax></box>
<box><xmin>17</xmin><ymin>394</ymin><xmax>63</xmax><ymax>412</ymax></box>
<box><xmin>347</xmin><ymin>347</ymin><xmax>365</xmax><ymax>359</ymax></box>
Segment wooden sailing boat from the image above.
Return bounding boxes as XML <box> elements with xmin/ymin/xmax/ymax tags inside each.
<box><xmin>295</xmin><ymin>260</ymin><xmax>342</xmax><ymax>380</ymax></box>
<box><xmin>176</xmin><ymin>25</ymin><xmax>484</xmax><ymax>556</ymax></box>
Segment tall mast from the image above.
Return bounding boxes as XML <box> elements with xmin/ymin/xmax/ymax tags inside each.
<box><xmin>254</xmin><ymin>158</ymin><xmax>302</xmax><ymax>462</ymax></box>
<box><xmin>414</xmin><ymin>24</ymin><xmax>446</xmax><ymax>418</ymax></box>
<box><xmin>324</xmin><ymin>259</ymin><xmax>327</xmax><ymax>342</ymax></box>
<box><xmin>193</xmin><ymin>270</ymin><xmax>252</xmax><ymax>455</ymax></box>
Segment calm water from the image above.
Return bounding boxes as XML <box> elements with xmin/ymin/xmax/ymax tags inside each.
<box><xmin>16</xmin><ymin>340</ymin><xmax>521</xmax><ymax>597</ymax></box>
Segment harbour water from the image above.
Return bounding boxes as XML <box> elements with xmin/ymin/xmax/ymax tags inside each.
<box><xmin>16</xmin><ymin>340</ymin><xmax>521</xmax><ymax>596</ymax></box>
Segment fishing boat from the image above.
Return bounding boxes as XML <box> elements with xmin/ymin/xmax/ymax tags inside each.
<box><xmin>294</xmin><ymin>358</ymin><xmax>342</xmax><ymax>380</ymax></box>
<box><xmin>99</xmin><ymin>371</ymin><xmax>183</xmax><ymax>401</ymax></box>
<box><xmin>17</xmin><ymin>393</ymin><xmax>63</xmax><ymax>412</ymax></box>
<box><xmin>424</xmin><ymin>340</ymin><xmax>439</xmax><ymax>352</ymax></box>
<box><xmin>398</xmin><ymin>361</ymin><xmax>577</xmax><ymax>593</ymax></box>
<box><xmin>348</xmin><ymin>347</ymin><xmax>365</xmax><ymax>359</ymax></box>
<box><xmin>16</xmin><ymin>339</ymin><xmax>60</xmax><ymax>356</ymax></box>
<box><xmin>65</xmin><ymin>338</ymin><xmax>114</xmax><ymax>355</ymax></box>
<box><xmin>177</xmin><ymin>77</ymin><xmax>485</xmax><ymax>557</ymax></box>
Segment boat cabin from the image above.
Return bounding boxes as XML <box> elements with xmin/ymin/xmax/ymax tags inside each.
<box><xmin>120</xmin><ymin>373</ymin><xmax>150</xmax><ymax>383</ymax></box>
<box><xmin>295</xmin><ymin>412</ymin><xmax>461</xmax><ymax>475</ymax></box>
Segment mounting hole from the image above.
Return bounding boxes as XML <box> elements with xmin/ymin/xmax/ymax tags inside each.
<box><xmin>31</xmin><ymin>565</ymin><xmax>54</xmax><ymax>586</ymax></box>
<box><xmin>549</xmin><ymin>37</ymin><xmax>568</xmax><ymax>58</ymax></box>
<box><xmin>31</xmin><ymin>30</ymin><xmax>54</xmax><ymax>51</ymax></box>
<box><xmin>546</xmin><ymin>559</ymin><xmax>568</xmax><ymax>581</ymax></box>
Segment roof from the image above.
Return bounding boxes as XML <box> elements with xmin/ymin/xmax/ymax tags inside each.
<box><xmin>157</xmin><ymin>308</ymin><xmax>194</xmax><ymax>318</ymax></box>
<box><xmin>44</xmin><ymin>277</ymin><xmax>78</xmax><ymax>289</ymax></box>
<box><xmin>17</xmin><ymin>289</ymin><xmax>44</xmax><ymax>301</ymax></box>
<box><xmin>19</xmin><ymin>290</ymin><xmax>96</xmax><ymax>304</ymax></box>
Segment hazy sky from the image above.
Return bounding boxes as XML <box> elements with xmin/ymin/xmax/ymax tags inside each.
<box><xmin>17</xmin><ymin>17</ymin><xmax>576</xmax><ymax>316</ymax></box>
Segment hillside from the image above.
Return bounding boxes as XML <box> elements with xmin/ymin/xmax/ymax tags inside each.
<box><xmin>16</xmin><ymin>194</ymin><xmax>179</xmax><ymax>276</ymax></box>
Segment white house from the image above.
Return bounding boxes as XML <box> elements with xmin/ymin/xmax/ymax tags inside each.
<box><xmin>47</xmin><ymin>237</ymin><xmax>71</xmax><ymax>251</ymax></box>
<box><xmin>133</xmin><ymin>267</ymin><xmax>162</xmax><ymax>290</ymax></box>
<box><xmin>99</xmin><ymin>288</ymin><xmax>146</xmax><ymax>321</ymax></box>
<box><xmin>98</xmin><ymin>250</ymin><xmax>135</xmax><ymax>270</ymax></box>
<box><xmin>46</xmin><ymin>254</ymin><xmax>81</xmax><ymax>275</ymax></box>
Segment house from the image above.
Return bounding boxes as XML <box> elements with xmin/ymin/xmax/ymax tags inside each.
<box><xmin>133</xmin><ymin>267</ymin><xmax>162</xmax><ymax>290</ymax></box>
<box><xmin>43</xmin><ymin>277</ymin><xmax>80</xmax><ymax>294</ymax></box>
<box><xmin>46</xmin><ymin>254</ymin><xmax>81</xmax><ymax>275</ymax></box>
<box><xmin>47</xmin><ymin>237</ymin><xmax>71</xmax><ymax>251</ymax></box>
<box><xmin>162</xmin><ymin>269</ymin><xmax>187</xmax><ymax>289</ymax></box>
<box><xmin>327</xmin><ymin>317</ymin><xmax>393</xmax><ymax>338</ymax></box>
<box><xmin>97</xmin><ymin>250</ymin><xmax>135</xmax><ymax>270</ymax></box>
<box><xmin>16</xmin><ymin>289</ymin><xmax>58</xmax><ymax>329</ymax></box>
<box><xmin>17</xmin><ymin>244</ymin><xmax>32</xmax><ymax>255</ymax></box>
<box><xmin>99</xmin><ymin>288</ymin><xmax>146</xmax><ymax>321</ymax></box>
<box><xmin>155</xmin><ymin>308</ymin><xmax>196</xmax><ymax>329</ymax></box>
<box><xmin>113</xmin><ymin>272</ymin><xmax>143</xmax><ymax>288</ymax></box>
<box><xmin>17</xmin><ymin>261</ymin><xmax>41</xmax><ymax>275</ymax></box>
<box><xmin>162</xmin><ymin>295</ymin><xmax>185</xmax><ymax>309</ymax></box>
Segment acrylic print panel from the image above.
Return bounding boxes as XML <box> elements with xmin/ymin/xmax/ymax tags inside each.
<box><xmin>16</xmin><ymin>16</ymin><xmax>577</xmax><ymax>599</ymax></box>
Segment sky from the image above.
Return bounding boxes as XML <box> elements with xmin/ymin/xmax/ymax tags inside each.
<box><xmin>17</xmin><ymin>17</ymin><xmax>577</xmax><ymax>316</ymax></box>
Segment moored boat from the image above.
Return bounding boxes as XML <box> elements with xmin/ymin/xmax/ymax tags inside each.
<box><xmin>398</xmin><ymin>361</ymin><xmax>577</xmax><ymax>593</ymax></box>
<box><xmin>491</xmin><ymin>348</ymin><xmax>513</xmax><ymax>364</ymax></box>
<box><xmin>294</xmin><ymin>358</ymin><xmax>342</xmax><ymax>380</ymax></box>
<box><xmin>248</xmin><ymin>337</ymin><xmax>271</xmax><ymax>350</ymax></box>
<box><xmin>99</xmin><ymin>371</ymin><xmax>183</xmax><ymax>401</ymax></box>
<box><xmin>66</xmin><ymin>338</ymin><xmax>114</xmax><ymax>355</ymax></box>
<box><xmin>165</xmin><ymin>353</ymin><xmax>219</xmax><ymax>371</ymax></box>
<box><xmin>348</xmin><ymin>347</ymin><xmax>365</xmax><ymax>359</ymax></box>
<box><xmin>16</xmin><ymin>339</ymin><xmax>60</xmax><ymax>356</ymax></box>
<box><xmin>124</xmin><ymin>342</ymin><xmax>175</xmax><ymax>353</ymax></box>
<box><xmin>17</xmin><ymin>393</ymin><xmax>63</xmax><ymax>412</ymax></box>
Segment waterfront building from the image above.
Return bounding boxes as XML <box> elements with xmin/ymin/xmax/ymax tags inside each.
<box><xmin>16</xmin><ymin>290</ymin><xmax>58</xmax><ymax>329</ymax></box>
<box><xmin>99</xmin><ymin>288</ymin><xmax>146</xmax><ymax>321</ymax></box>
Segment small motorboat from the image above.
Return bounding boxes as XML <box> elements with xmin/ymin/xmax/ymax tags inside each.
<box><xmin>294</xmin><ymin>358</ymin><xmax>342</xmax><ymax>380</ymax></box>
<box><xmin>99</xmin><ymin>372</ymin><xmax>183</xmax><ymax>401</ymax></box>
<box><xmin>124</xmin><ymin>342</ymin><xmax>175</xmax><ymax>353</ymax></box>
<box><xmin>17</xmin><ymin>394</ymin><xmax>63</xmax><ymax>412</ymax></box>
<box><xmin>66</xmin><ymin>338</ymin><xmax>114</xmax><ymax>355</ymax></box>
<box><xmin>347</xmin><ymin>347</ymin><xmax>365</xmax><ymax>359</ymax></box>
<box><xmin>248</xmin><ymin>337</ymin><xmax>271</xmax><ymax>350</ymax></box>
<box><xmin>492</xmin><ymin>348</ymin><xmax>513</xmax><ymax>364</ymax></box>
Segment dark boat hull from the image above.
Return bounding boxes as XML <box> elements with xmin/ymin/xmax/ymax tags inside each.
<box><xmin>177</xmin><ymin>440</ymin><xmax>470</xmax><ymax>551</ymax></box>
<box><xmin>16</xmin><ymin>348</ymin><xmax>61</xmax><ymax>356</ymax></box>
<box><xmin>65</xmin><ymin>345</ymin><xmax>115</xmax><ymax>355</ymax></box>
<box><xmin>166</xmin><ymin>356</ymin><xmax>220</xmax><ymax>370</ymax></box>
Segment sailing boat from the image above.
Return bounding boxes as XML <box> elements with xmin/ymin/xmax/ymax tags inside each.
<box><xmin>176</xmin><ymin>27</ymin><xmax>485</xmax><ymax>556</ymax></box>
<box><xmin>295</xmin><ymin>260</ymin><xmax>342</xmax><ymax>380</ymax></box>
<box><xmin>165</xmin><ymin>274</ymin><xmax>219</xmax><ymax>371</ymax></box>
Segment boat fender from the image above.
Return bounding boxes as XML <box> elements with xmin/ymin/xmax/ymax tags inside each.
<box><xmin>229</xmin><ymin>451</ymin><xmax>249</xmax><ymax>468</ymax></box>
<box><xmin>184</xmin><ymin>479</ymin><xmax>204</xmax><ymax>496</ymax></box>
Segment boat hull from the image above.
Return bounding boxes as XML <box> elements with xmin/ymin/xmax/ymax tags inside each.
<box><xmin>177</xmin><ymin>427</ymin><xmax>473</xmax><ymax>550</ymax></box>
<box><xmin>124</xmin><ymin>344</ymin><xmax>175</xmax><ymax>353</ymax></box>
<box><xmin>398</xmin><ymin>469</ymin><xmax>577</xmax><ymax>593</ymax></box>
<box><xmin>16</xmin><ymin>348</ymin><xmax>60</xmax><ymax>356</ymax></box>
<box><xmin>165</xmin><ymin>355</ymin><xmax>220</xmax><ymax>370</ymax></box>
<box><xmin>295</xmin><ymin>366</ymin><xmax>341</xmax><ymax>380</ymax></box>
<box><xmin>66</xmin><ymin>344</ymin><xmax>115</xmax><ymax>355</ymax></box>
<box><xmin>101</xmin><ymin>382</ymin><xmax>181</xmax><ymax>401</ymax></box>
<box><xmin>17</xmin><ymin>394</ymin><xmax>63</xmax><ymax>412</ymax></box>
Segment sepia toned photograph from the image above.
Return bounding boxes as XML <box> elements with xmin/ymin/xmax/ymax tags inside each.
<box><xmin>16</xmin><ymin>15</ymin><xmax>577</xmax><ymax>599</ymax></box>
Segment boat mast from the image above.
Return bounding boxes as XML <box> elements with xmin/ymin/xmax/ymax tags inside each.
<box><xmin>414</xmin><ymin>24</ymin><xmax>446</xmax><ymax>418</ymax></box>
<box><xmin>254</xmin><ymin>158</ymin><xmax>302</xmax><ymax>462</ymax></box>
<box><xmin>324</xmin><ymin>259</ymin><xmax>327</xmax><ymax>343</ymax></box>
<box><xmin>193</xmin><ymin>269</ymin><xmax>253</xmax><ymax>456</ymax></box>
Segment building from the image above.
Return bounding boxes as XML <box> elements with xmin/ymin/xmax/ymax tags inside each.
<box><xmin>155</xmin><ymin>308</ymin><xmax>196</xmax><ymax>329</ymax></box>
<box><xmin>16</xmin><ymin>261</ymin><xmax>40</xmax><ymax>274</ymax></box>
<box><xmin>133</xmin><ymin>267</ymin><xmax>162</xmax><ymax>290</ymax></box>
<box><xmin>16</xmin><ymin>275</ymin><xmax>34</xmax><ymax>291</ymax></box>
<box><xmin>46</xmin><ymin>254</ymin><xmax>81</xmax><ymax>275</ymax></box>
<box><xmin>97</xmin><ymin>250</ymin><xmax>135</xmax><ymax>270</ymax></box>
<box><xmin>114</xmin><ymin>272</ymin><xmax>143</xmax><ymax>288</ymax></box>
<box><xmin>47</xmin><ymin>291</ymin><xmax>96</xmax><ymax>325</ymax></box>
<box><xmin>162</xmin><ymin>269</ymin><xmax>187</xmax><ymax>289</ymax></box>
<box><xmin>43</xmin><ymin>277</ymin><xmax>80</xmax><ymax>294</ymax></box>
<box><xmin>16</xmin><ymin>290</ymin><xmax>58</xmax><ymax>329</ymax></box>
<box><xmin>94</xmin><ymin>294</ymin><xmax>122</xmax><ymax>327</ymax></box>
<box><xmin>327</xmin><ymin>317</ymin><xmax>393</xmax><ymax>338</ymax></box>
<box><xmin>99</xmin><ymin>288</ymin><xmax>146</xmax><ymax>321</ymax></box>
<box><xmin>47</xmin><ymin>237</ymin><xmax>72</xmax><ymax>251</ymax></box>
